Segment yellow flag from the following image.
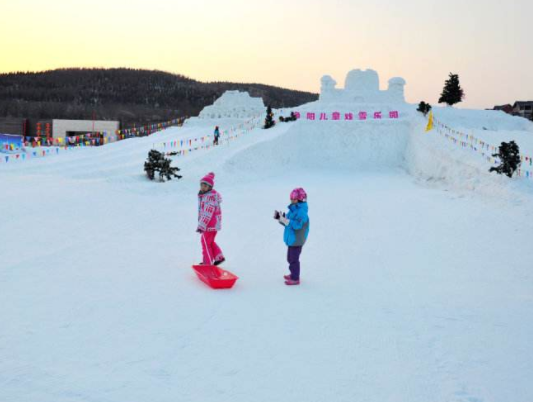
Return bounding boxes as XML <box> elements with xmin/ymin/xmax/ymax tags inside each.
<box><xmin>425</xmin><ymin>111</ymin><xmax>434</xmax><ymax>132</ymax></box>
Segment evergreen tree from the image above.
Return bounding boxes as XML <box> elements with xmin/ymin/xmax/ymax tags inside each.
<box><xmin>489</xmin><ymin>141</ymin><xmax>521</xmax><ymax>178</ymax></box>
<box><xmin>264</xmin><ymin>105</ymin><xmax>275</xmax><ymax>129</ymax></box>
<box><xmin>144</xmin><ymin>149</ymin><xmax>183</xmax><ymax>181</ymax></box>
<box><xmin>417</xmin><ymin>101</ymin><xmax>432</xmax><ymax>116</ymax></box>
<box><xmin>438</xmin><ymin>73</ymin><xmax>464</xmax><ymax>106</ymax></box>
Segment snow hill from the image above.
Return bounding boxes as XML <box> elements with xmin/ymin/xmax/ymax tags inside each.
<box><xmin>1</xmin><ymin>101</ymin><xmax>533</xmax><ymax>402</ymax></box>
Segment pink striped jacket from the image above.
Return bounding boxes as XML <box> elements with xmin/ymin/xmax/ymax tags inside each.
<box><xmin>198</xmin><ymin>190</ymin><xmax>222</xmax><ymax>232</ymax></box>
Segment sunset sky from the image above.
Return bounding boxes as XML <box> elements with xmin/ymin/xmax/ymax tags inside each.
<box><xmin>1</xmin><ymin>0</ymin><xmax>531</xmax><ymax>109</ymax></box>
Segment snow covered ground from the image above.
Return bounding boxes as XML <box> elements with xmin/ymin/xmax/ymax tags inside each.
<box><xmin>1</xmin><ymin>108</ymin><xmax>533</xmax><ymax>402</ymax></box>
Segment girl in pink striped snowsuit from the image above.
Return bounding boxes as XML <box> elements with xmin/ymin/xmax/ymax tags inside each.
<box><xmin>197</xmin><ymin>172</ymin><xmax>225</xmax><ymax>266</ymax></box>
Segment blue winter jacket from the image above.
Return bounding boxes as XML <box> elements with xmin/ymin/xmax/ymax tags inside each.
<box><xmin>283</xmin><ymin>202</ymin><xmax>310</xmax><ymax>247</ymax></box>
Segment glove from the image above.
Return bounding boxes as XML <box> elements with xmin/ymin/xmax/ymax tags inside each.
<box><xmin>279</xmin><ymin>215</ymin><xmax>289</xmax><ymax>226</ymax></box>
<box><xmin>273</xmin><ymin>210</ymin><xmax>280</xmax><ymax>220</ymax></box>
<box><xmin>196</xmin><ymin>228</ymin><xmax>204</xmax><ymax>234</ymax></box>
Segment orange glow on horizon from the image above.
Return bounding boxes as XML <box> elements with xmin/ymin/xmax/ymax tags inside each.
<box><xmin>1</xmin><ymin>0</ymin><xmax>532</xmax><ymax>109</ymax></box>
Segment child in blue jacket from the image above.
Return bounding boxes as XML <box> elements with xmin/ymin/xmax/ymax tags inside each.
<box><xmin>274</xmin><ymin>188</ymin><xmax>310</xmax><ymax>285</ymax></box>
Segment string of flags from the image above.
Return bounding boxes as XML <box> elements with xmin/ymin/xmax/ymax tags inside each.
<box><xmin>19</xmin><ymin>132</ymin><xmax>109</xmax><ymax>148</ymax></box>
<box><xmin>1</xmin><ymin>116</ymin><xmax>188</xmax><ymax>154</ymax></box>
<box><xmin>1</xmin><ymin>136</ymin><xmax>120</xmax><ymax>164</ymax></box>
<box><xmin>1</xmin><ymin>115</ymin><xmax>262</xmax><ymax>165</ymax></box>
<box><xmin>428</xmin><ymin>113</ymin><xmax>533</xmax><ymax>179</ymax></box>
<box><xmin>1</xmin><ymin>116</ymin><xmax>189</xmax><ymax>164</ymax></box>
<box><xmin>116</xmin><ymin>117</ymin><xmax>187</xmax><ymax>137</ymax></box>
<box><xmin>2</xmin><ymin>146</ymin><xmax>83</xmax><ymax>164</ymax></box>
<box><xmin>155</xmin><ymin>116</ymin><xmax>263</xmax><ymax>157</ymax></box>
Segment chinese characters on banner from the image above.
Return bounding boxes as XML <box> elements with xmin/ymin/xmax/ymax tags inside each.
<box><xmin>293</xmin><ymin>111</ymin><xmax>400</xmax><ymax>121</ymax></box>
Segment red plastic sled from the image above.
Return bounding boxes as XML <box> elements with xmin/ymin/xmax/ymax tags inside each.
<box><xmin>192</xmin><ymin>265</ymin><xmax>239</xmax><ymax>289</ymax></box>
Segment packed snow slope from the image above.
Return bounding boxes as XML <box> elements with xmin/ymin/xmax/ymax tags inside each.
<box><xmin>1</xmin><ymin>107</ymin><xmax>533</xmax><ymax>402</ymax></box>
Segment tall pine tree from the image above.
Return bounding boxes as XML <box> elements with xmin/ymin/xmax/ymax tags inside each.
<box><xmin>264</xmin><ymin>105</ymin><xmax>275</xmax><ymax>129</ymax></box>
<box><xmin>438</xmin><ymin>73</ymin><xmax>464</xmax><ymax>106</ymax></box>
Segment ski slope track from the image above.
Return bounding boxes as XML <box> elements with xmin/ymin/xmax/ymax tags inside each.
<box><xmin>1</xmin><ymin>107</ymin><xmax>533</xmax><ymax>402</ymax></box>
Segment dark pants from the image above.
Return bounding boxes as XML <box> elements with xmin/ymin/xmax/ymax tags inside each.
<box><xmin>287</xmin><ymin>246</ymin><xmax>303</xmax><ymax>280</ymax></box>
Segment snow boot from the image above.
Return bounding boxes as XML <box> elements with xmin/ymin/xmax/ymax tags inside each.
<box><xmin>283</xmin><ymin>274</ymin><xmax>292</xmax><ymax>280</ymax></box>
<box><xmin>285</xmin><ymin>279</ymin><xmax>300</xmax><ymax>286</ymax></box>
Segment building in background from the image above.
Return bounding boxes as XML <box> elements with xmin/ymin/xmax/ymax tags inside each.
<box><xmin>512</xmin><ymin>101</ymin><xmax>533</xmax><ymax>121</ymax></box>
<box><xmin>42</xmin><ymin>119</ymin><xmax>120</xmax><ymax>141</ymax></box>
<box><xmin>1</xmin><ymin>118</ymin><xmax>120</xmax><ymax>139</ymax></box>
<box><xmin>493</xmin><ymin>104</ymin><xmax>513</xmax><ymax>114</ymax></box>
<box><xmin>0</xmin><ymin>118</ymin><xmax>29</xmax><ymax>136</ymax></box>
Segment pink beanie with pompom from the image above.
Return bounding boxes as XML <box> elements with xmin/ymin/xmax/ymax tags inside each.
<box><xmin>200</xmin><ymin>172</ymin><xmax>215</xmax><ymax>187</ymax></box>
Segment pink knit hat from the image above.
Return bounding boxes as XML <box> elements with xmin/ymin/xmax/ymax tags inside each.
<box><xmin>200</xmin><ymin>172</ymin><xmax>215</xmax><ymax>187</ymax></box>
<box><xmin>290</xmin><ymin>187</ymin><xmax>307</xmax><ymax>201</ymax></box>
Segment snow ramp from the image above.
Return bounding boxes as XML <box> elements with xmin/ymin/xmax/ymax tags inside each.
<box><xmin>222</xmin><ymin>118</ymin><xmax>412</xmax><ymax>179</ymax></box>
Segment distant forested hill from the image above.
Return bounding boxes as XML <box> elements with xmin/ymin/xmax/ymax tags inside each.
<box><xmin>0</xmin><ymin>68</ymin><xmax>318</xmax><ymax>125</ymax></box>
